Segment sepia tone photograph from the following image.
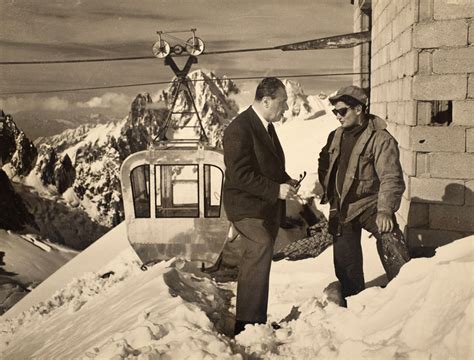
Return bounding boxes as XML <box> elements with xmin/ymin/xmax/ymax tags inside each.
<box><xmin>1</xmin><ymin>0</ymin><xmax>473</xmax><ymax>358</ymax></box>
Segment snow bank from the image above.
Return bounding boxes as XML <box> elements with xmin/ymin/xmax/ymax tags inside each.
<box><xmin>1</xmin><ymin>235</ymin><xmax>472</xmax><ymax>359</ymax></box>
<box><xmin>236</xmin><ymin>236</ymin><xmax>474</xmax><ymax>360</ymax></box>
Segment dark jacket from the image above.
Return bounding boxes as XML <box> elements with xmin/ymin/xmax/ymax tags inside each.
<box><xmin>223</xmin><ymin>106</ymin><xmax>291</xmax><ymax>223</ymax></box>
<box><xmin>318</xmin><ymin>115</ymin><xmax>405</xmax><ymax>223</ymax></box>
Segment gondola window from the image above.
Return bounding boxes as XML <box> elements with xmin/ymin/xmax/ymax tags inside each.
<box><xmin>130</xmin><ymin>164</ymin><xmax>150</xmax><ymax>218</ymax></box>
<box><xmin>204</xmin><ymin>164</ymin><xmax>223</xmax><ymax>218</ymax></box>
<box><xmin>156</xmin><ymin>165</ymin><xmax>199</xmax><ymax>218</ymax></box>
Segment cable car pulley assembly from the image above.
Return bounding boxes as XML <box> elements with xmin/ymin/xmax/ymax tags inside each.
<box><xmin>152</xmin><ymin>28</ymin><xmax>205</xmax><ymax>58</ymax></box>
<box><xmin>152</xmin><ymin>29</ymin><xmax>208</xmax><ymax>144</ymax></box>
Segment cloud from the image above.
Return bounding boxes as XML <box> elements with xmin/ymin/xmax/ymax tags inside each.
<box><xmin>0</xmin><ymin>96</ymin><xmax>73</xmax><ymax>112</ymax></box>
<box><xmin>76</xmin><ymin>92</ymin><xmax>130</xmax><ymax>110</ymax></box>
<box><xmin>0</xmin><ymin>93</ymin><xmax>131</xmax><ymax>113</ymax></box>
<box><xmin>42</xmin><ymin>97</ymin><xmax>70</xmax><ymax>111</ymax></box>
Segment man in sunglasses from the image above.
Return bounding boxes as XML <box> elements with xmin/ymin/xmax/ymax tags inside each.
<box><xmin>318</xmin><ymin>85</ymin><xmax>410</xmax><ymax>304</ymax></box>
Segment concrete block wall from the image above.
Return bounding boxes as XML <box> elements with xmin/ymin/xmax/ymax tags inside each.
<box><xmin>367</xmin><ymin>0</ymin><xmax>474</xmax><ymax>251</ymax></box>
<box><xmin>353</xmin><ymin>1</ymin><xmax>371</xmax><ymax>89</ymax></box>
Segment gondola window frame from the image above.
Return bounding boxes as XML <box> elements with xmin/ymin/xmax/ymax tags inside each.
<box><xmin>204</xmin><ymin>164</ymin><xmax>224</xmax><ymax>218</ymax></box>
<box><xmin>130</xmin><ymin>164</ymin><xmax>151</xmax><ymax>218</ymax></box>
<box><xmin>155</xmin><ymin>164</ymin><xmax>200</xmax><ymax>218</ymax></box>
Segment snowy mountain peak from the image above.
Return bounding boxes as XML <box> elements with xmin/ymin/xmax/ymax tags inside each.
<box><xmin>0</xmin><ymin>112</ymin><xmax>37</xmax><ymax>177</ymax></box>
<box><xmin>280</xmin><ymin>79</ymin><xmax>328</xmax><ymax>123</ymax></box>
<box><xmin>154</xmin><ymin>69</ymin><xmax>239</xmax><ymax>146</ymax></box>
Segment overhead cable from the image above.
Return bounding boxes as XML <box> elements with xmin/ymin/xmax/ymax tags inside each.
<box><xmin>0</xmin><ymin>32</ymin><xmax>370</xmax><ymax>65</ymax></box>
<box><xmin>0</xmin><ymin>72</ymin><xmax>368</xmax><ymax>95</ymax></box>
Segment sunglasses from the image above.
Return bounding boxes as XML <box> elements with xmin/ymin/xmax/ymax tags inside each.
<box><xmin>332</xmin><ymin>107</ymin><xmax>352</xmax><ymax>117</ymax></box>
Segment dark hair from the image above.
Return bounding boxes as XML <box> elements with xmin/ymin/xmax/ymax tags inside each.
<box><xmin>336</xmin><ymin>95</ymin><xmax>367</xmax><ymax>113</ymax></box>
<box><xmin>254</xmin><ymin>77</ymin><xmax>285</xmax><ymax>101</ymax></box>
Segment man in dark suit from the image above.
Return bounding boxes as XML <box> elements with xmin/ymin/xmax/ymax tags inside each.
<box><xmin>223</xmin><ymin>77</ymin><xmax>299</xmax><ymax>336</ymax></box>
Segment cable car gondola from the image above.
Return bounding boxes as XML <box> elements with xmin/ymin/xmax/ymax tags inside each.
<box><xmin>121</xmin><ymin>30</ymin><xmax>230</xmax><ymax>269</ymax></box>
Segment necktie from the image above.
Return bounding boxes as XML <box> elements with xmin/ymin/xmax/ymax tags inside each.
<box><xmin>267</xmin><ymin>122</ymin><xmax>284</xmax><ymax>164</ymax></box>
<box><xmin>267</xmin><ymin>123</ymin><xmax>276</xmax><ymax>143</ymax></box>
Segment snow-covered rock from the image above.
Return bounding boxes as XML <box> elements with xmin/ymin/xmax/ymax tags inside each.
<box><xmin>155</xmin><ymin>70</ymin><xmax>239</xmax><ymax>147</ymax></box>
<box><xmin>0</xmin><ymin>170</ymin><xmax>35</xmax><ymax>231</ymax></box>
<box><xmin>0</xmin><ymin>111</ymin><xmax>37</xmax><ymax>177</ymax></box>
<box><xmin>282</xmin><ymin>79</ymin><xmax>328</xmax><ymax>123</ymax></box>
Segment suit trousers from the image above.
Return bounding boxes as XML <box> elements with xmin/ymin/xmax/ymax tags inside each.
<box><xmin>233</xmin><ymin>217</ymin><xmax>279</xmax><ymax>324</ymax></box>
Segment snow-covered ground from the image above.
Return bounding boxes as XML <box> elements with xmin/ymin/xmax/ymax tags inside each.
<box><xmin>1</xmin><ymin>91</ymin><xmax>472</xmax><ymax>359</ymax></box>
<box><xmin>1</xmin><ymin>221</ymin><xmax>472</xmax><ymax>359</ymax></box>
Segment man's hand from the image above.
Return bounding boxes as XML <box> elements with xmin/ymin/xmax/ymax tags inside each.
<box><xmin>279</xmin><ymin>183</ymin><xmax>297</xmax><ymax>200</ymax></box>
<box><xmin>286</xmin><ymin>178</ymin><xmax>301</xmax><ymax>190</ymax></box>
<box><xmin>376</xmin><ymin>213</ymin><xmax>394</xmax><ymax>233</ymax></box>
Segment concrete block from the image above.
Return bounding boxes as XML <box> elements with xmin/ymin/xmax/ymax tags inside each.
<box><xmin>434</xmin><ymin>0</ymin><xmax>474</xmax><ymax>20</ymax></box>
<box><xmin>429</xmin><ymin>204</ymin><xmax>474</xmax><ymax>232</ymax></box>
<box><xmin>371</xmin><ymin>87</ymin><xmax>380</xmax><ymax>103</ymax></box>
<box><xmin>398</xmin><ymin>196</ymin><xmax>429</xmax><ymax>227</ymax></box>
<box><xmin>404</xmin><ymin>100</ymin><xmax>417</xmax><ymax>125</ymax></box>
<box><xmin>469</xmin><ymin>74</ymin><xmax>474</xmax><ymax>99</ymax></box>
<box><xmin>400</xmin><ymin>28</ymin><xmax>413</xmax><ymax>55</ymax></box>
<box><xmin>400</xmin><ymin>147</ymin><xmax>417</xmax><ymax>175</ymax></box>
<box><xmin>381</xmin><ymin>45</ymin><xmax>390</xmax><ymax>66</ymax></box>
<box><xmin>389</xmin><ymin>81</ymin><xmax>401</xmax><ymax>102</ymax></box>
<box><xmin>393</xmin><ymin>2</ymin><xmax>417</xmax><ymax>39</ymax></box>
<box><xmin>414</xmin><ymin>20</ymin><xmax>468</xmax><ymax>48</ymax></box>
<box><xmin>373</xmin><ymin>36</ymin><xmax>382</xmax><ymax>55</ymax></box>
<box><xmin>466</xmin><ymin>180</ymin><xmax>474</xmax><ymax>206</ymax></box>
<box><xmin>417</xmin><ymin>101</ymin><xmax>433</xmax><ymax>125</ymax></box>
<box><xmin>469</xmin><ymin>19</ymin><xmax>474</xmax><ymax>45</ymax></box>
<box><xmin>464</xmin><ymin>180</ymin><xmax>474</xmax><ymax>206</ymax></box>
<box><xmin>402</xmin><ymin>50</ymin><xmax>418</xmax><ymax>77</ymax></box>
<box><xmin>404</xmin><ymin>173</ymin><xmax>411</xmax><ymax>198</ymax></box>
<box><xmin>433</xmin><ymin>47</ymin><xmax>474</xmax><ymax>74</ymax></box>
<box><xmin>408</xmin><ymin>228</ymin><xmax>466</xmax><ymax>248</ymax></box>
<box><xmin>384</xmin><ymin>64</ymin><xmax>392</xmax><ymax>84</ymax></box>
<box><xmin>413</xmin><ymin>74</ymin><xmax>468</xmax><ymax>100</ymax></box>
<box><xmin>418</xmin><ymin>0</ymin><xmax>434</xmax><ymax>21</ymax></box>
<box><xmin>388</xmin><ymin>1</ymin><xmax>397</xmax><ymax>21</ymax></box>
<box><xmin>391</xmin><ymin>58</ymin><xmax>401</xmax><ymax>81</ymax></box>
<box><xmin>396</xmin><ymin>79</ymin><xmax>404</xmax><ymax>101</ymax></box>
<box><xmin>397</xmin><ymin>214</ymin><xmax>408</xmax><ymax>234</ymax></box>
<box><xmin>411</xmin><ymin>126</ymin><xmax>466</xmax><ymax>152</ymax></box>
<box><xmin>372</xmin><ymin>52</ymin><xmax>380</xmax><ymax>71</ymax></box>
<box><xmin>402</xmin><ymin>77</ymin><xmax>413</xmax><ymax>101</ymax></box>
<box><xmin>371</xmin><ymin>102</ymin><xmax>388</xmax><ymax>120</ymax></box>
<box><xmin>396</xmin><ymin>124</ymin><xmax>412</xmax><ymax>149</ymax></box>
<box><xmin>380</xmin><ymin>22</ymin><xmax>393</xmax><ymax>48</ymax></box>
<box><xmin>418</xmin><ymin>50</ymin><xmax>432</xmax><ymax>74</ymax></box>
<box><xmin>429</xmin><ymin>153</ymin><xmax>474</xmax><ymax>179</ymax></box>
<box><xmin>467</xmin><ymin>128</ymin><xmax>474</xmax><ymax>152</ymax></box>
<box><xmin>387</xmin><ymin>101</ymin><xmax>403</xmax><ymax>124</ymax></box>
<box><xmin>389</xmin><ymin>39</ymin><xmax>400</xmax><ymax>63</ymax></box>
<box><xmin>453</xmin><ymin>100</ymin><xmax>474</xmax><ymax>126</ymax></box>
<box><xmin>373</xmin><ymin>69</ymin><xmax>382</xmax><ymax>87</ymax></box>
<box><xmin>416</xmin><ymin>152</ymin><xmax>430</xmax><ymax>177</ymax></box>
<box><xmin>411</xmin><ymin>177</ymin><xmax>465</xmax><ymax>205</ymax></box>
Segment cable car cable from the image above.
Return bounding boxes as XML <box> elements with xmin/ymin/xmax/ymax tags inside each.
<box><xmin>0</xmin><ymin>32</ymin><xmax>370</xmax><ymax>65</ymax></box>
<box><xmin>0</xmin><ymin>71</ymin><xmax>368</xmax><ymax>95</ymax></box>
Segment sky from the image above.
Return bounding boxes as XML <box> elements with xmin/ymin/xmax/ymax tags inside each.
<box><xmin>0</xmin><ymin>0</ymin><xmax>355</xmax><ymax>120</ymax></box>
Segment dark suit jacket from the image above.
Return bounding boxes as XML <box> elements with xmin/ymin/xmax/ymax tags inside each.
<box><xmin>223</xmin><ymin>106</ymin><xmax>291</xmax><ymax>223</ymax></box>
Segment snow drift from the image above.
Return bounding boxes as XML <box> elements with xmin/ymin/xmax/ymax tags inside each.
<box><xmin>1</xmin><ymin>227</ymin><xmax>472</xmax><ymax>359</ymax></box>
